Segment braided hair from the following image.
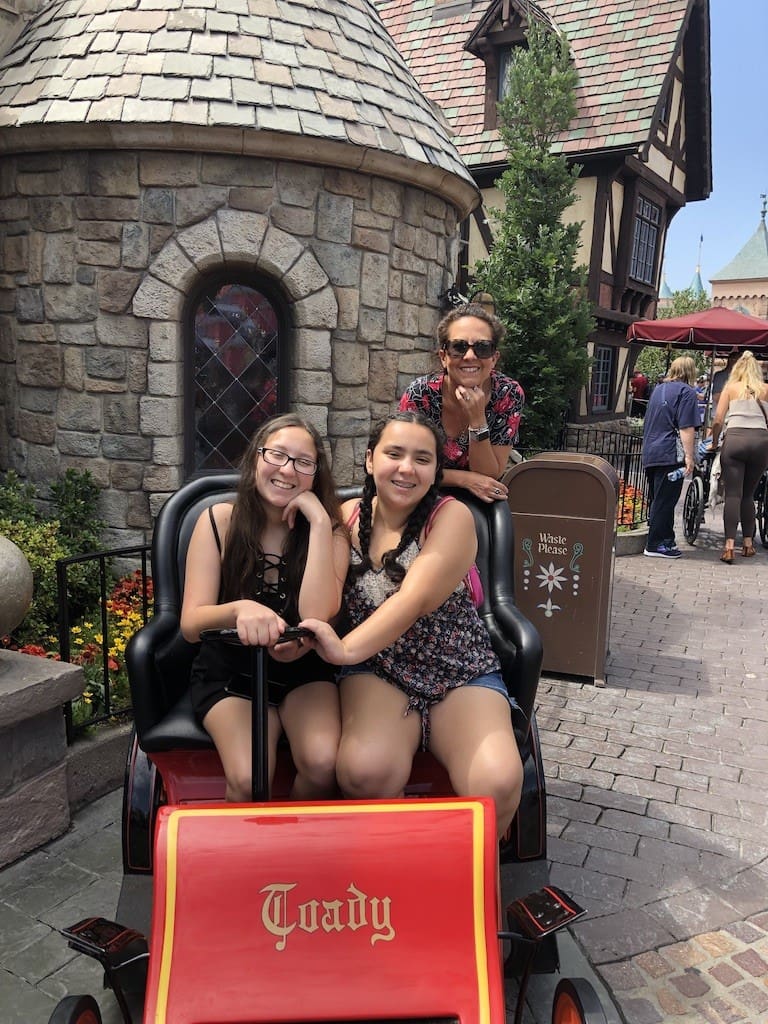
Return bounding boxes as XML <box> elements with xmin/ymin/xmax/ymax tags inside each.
<box><xmin>351</xmin><ymin>412</ymin><xmax>445</xmax><ymax>585</ymax></box>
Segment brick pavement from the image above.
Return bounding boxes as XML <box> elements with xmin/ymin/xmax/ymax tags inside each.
<box><xmin>536</xmin><ymin>509</ymin><xmax>768</xmax><ymax>1023</ymax></box>
<box><xmin>1</xmin><ymin>511</ymin><xmax>767</xmax><ymax>1023</ymax></box>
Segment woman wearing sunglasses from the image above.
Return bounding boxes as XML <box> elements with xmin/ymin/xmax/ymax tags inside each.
<box><xmin>399</xmin><ymin>303</ymin><xmax>524</xmax><ymax>502</ymax></box>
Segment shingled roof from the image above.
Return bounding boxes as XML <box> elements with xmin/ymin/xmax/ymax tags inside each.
<box><xmin>376</xmin><ymin>0</ymin><xmax>700</xmax><ymax>169</ymax></box>
<box><xmin>711</xmin><ymin>216</ymin><xmax>768</xmax><ymax>283</ymax></box>
<box><xmin>0</xmin><ymin>0</ymin><xmax>477</xmax><ymax>211</ymax></box>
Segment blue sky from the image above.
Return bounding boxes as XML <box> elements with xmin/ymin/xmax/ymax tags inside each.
<box><xmin>662</xmin><ymin>0</ymin><xmax>768</xmax><ymax>294</ymax></box>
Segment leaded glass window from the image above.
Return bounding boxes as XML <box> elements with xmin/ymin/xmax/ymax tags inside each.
<box><xmin>187</xmin><ymin>279</ymin><xmax>285</xmax><ymax>475</ymax></box>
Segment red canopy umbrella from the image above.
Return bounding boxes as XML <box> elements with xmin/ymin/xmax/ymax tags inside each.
<box><xmin>626</xmin><ymin>307</ymin><xmax>768</xmax><ymax>424</ymax></box>
<box><xmin>627</xmin><ymin>305</ymin><xmax>768</xmax><ymax>349</ymax></box>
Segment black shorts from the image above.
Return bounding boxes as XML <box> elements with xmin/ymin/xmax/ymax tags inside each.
<box><xmin>189</xmin><ymin>640</ymin><xmax>336</xmax><ymax>722</ymax></box>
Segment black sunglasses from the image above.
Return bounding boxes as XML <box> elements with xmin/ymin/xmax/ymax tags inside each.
<box><xmin>444</xmin><ymin>339</ymin><xmax>497</xmax><ymax>359</ymax></box>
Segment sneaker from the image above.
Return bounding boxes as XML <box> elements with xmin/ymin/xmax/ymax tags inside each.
<box><xmin>644</xmin><ymin>544</ymin><xmax>682</xmax><ymax>558</ymax></box>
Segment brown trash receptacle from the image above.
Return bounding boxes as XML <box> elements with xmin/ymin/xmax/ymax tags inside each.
<box><xmin>504</xmin><ymin>453</ymin><xmax>619</xmax><ymax>687</ymax></box>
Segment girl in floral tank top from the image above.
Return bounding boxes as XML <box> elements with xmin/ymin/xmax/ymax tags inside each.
<box><xmin>300</xmin><ymin>412</ymin><xmax>523</xmax><ymax>839</ymax></box>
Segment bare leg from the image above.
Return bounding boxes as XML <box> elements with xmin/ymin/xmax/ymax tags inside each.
<box><xmin>428</xmin><ymin>686</ymin><xmax>523</xmax><ymax>839</ymax></box>
<box><xmin>279</xmin><ymin>680</ymin><xmax>340</xmax><ymax>799</ymax></box>
<box><xmin>202</xmin><ymin>695</ymin><xmax>282</xmax><ymax>802</ymax></box>
<box><xmin>336</xmin><ymin>674</ymin><xmax>421</xmax><ymax>798</ymax></box>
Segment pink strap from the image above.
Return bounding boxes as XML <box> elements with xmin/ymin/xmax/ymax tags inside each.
<box><xmin>424</xmin><ymin>494</ymin><xmax>455</xmax><ymax>536</ymax></box>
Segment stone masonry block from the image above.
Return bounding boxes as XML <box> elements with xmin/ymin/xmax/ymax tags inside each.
<box><xmin>259</xmin><ymin>224</ymin><xmax>303</xmax><ymax>277</ymax></box>
<box><xmin>148</xmin><ymin>361</ymin><xmax>182</xmax><ymax>396</ymax></box>
<box><xmin>132</xmin><ymin>274</ymin><xmax>183</xmax><ymax>320</ymax></box>
<box><xmin>360</xmin><ymin>251</ymin><xmax>389</xmax><ymax>309</ymax></box>
<box><xmin>97</xmin><ymin>270</ymin><xmax>142</xmax><ymax>314</ymax></box>
<box><xmin>140</xmin><ymin>395</ymin><xmax>182</xmax><ymax>435</ymax></box>
<box><xmin>176</xmin><ymin>218</ymin><xmax>224</xmax><ymax>270</ymax></box>
<box><xmin>16</xmin><ymin>343</ymin><xmax>63</xmax><ymax>387</ymax></box>
<box><xmin>0</xmin><ymin>763</ymin><xmax>71</xmax><ymax>868</ymax></box>
<box><xmin>147</xmin><ymin>238</ymin><xmax>198</xmax><ymax>291</ymax></box>
<box><xmin>291</xmin><ymin>369</ymin><xmax>332</xmax><ymax>404</ymax></box>
<box><xmin>149</xmin><ymin>320</ymin><xmax>182</xmax><ymax>361</ymax></box>
<box><xmin>95</xmin><ymin>314</ymin><xmax>148</xmax><ymax>349</ymax></box>
<box><xmin>17</xmin><ymin>410</ymin><xmax>55</xmax><ymax>445</ymax></box>
<box><xmin>332</xmin><ymin>341</ymin><xmax>368</xmax><ymax>385</ymax></box>
<box><xmin>44</xmin><ymin>284</ymin><xmax>100</xmax><ymax>323</ymax></box>
<box><xmin>57</xmin><ymin>431</ymin><xmax>102</xmax><ymax>457</ymax></box>
<box><xmin>42</xmin><ymin>235</ymin><xmax>75</xmax><ymax>284</ymax></box>
<box><xmin>85</xmin><ymin>348</ymin><xmax>127</xmax><ymax>379</ymax></box>
<box><xmin>292</xmin><ymin>286</ymin><xmax>338</xmax><ymax>329</ymax></box>
<box><xmin>0</xmin><ymin>708</ymin><xmax>65</xmax><ymax>797</ymax></box>
<box><xmin>281</xmin><ymin>249</ymin><xmax>328</xmax><ymax>301</ymax></box>
<box><xmin>56</xmin><ymin>390</ymin><xmax>101</xmax><ymax>431</ymax></box>
<box><xmin>0</xmin><ymin>651</ymin><xmax>85</xmax><ymax>732</ymax></box>
<box><xmin>216</xmin><ymin>208</ymin><xmax>268</xmax><ymax>264</ymax></box>
<box><xmin>175</xmin><ymin>187</ymin><xmax>229</xmax><ymax>228</ymax></box>
<box><xmin>89</xmin><ymin>152</ymin><xmax>140</xmax><ymax>197</ymax></box>
<box><xmin>293</xmin><ymin>329</ymin><xmax>331</xmax><ymax>369</ymax></box>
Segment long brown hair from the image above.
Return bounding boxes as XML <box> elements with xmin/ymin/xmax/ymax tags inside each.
<box><xmin>220</xmin><ymin>414</ymin><xmax>342</xmax><ymax>621</ymax></box>
<box><xmin>350</xmin><ymin>412</ymin><xmax>445</xmax><ymax>585</ymax></box>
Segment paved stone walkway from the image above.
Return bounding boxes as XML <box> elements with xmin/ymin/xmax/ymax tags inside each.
<box><xmin>537</xmin><ymin>509</ymin><xmax>768</xmax><ymax>1023</ymax></box>
<box><xmin>1</xmin><ymin>509</ymin><xmax>767</xmax><ymax>1024</ymax></box>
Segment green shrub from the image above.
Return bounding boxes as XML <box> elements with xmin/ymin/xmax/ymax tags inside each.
<box><xmin>0</xmin><ymin>471</ymin><xmax>38</xmax><ymax>524</ymax></box>
<box><xmin>0</xmin><ymin>468</ymin><xmax>106</xmax><ymax>645</ymax></box>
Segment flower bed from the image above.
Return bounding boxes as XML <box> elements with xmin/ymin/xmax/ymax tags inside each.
<box><xmin>5</xmin><ymin>570</ymin><xmax>152</xmax><ymax>729</ymax></box>
<box><xmin>617</xmin><ymin>481</ymin><xmax>648</xmax><ymax>533</ymax></box>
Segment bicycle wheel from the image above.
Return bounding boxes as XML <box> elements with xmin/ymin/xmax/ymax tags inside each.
<box><xmin>683</xmin><ymin>476</ymin><xmax>704</xmax><ymax>544</ymax></box>
<box><xmin>757</xmin><ymin>473</ymin><xmax>768</xmax><ymax>547</ymax></box>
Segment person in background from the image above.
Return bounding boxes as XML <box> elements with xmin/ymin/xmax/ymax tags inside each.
<box><xmin>180</xmin><ymin>414</ymin><xmax>350</xmax><ymax>801</ymax></box>
<box><xmin>399</xmin><ymin>303</ymin><xmax>524</xmax><ymax>503</ymax></box>
<box><xmin>629</xmin><ymin>369</ymin><xmax>650</xmax><ymax>417</ymax></box>
<box><xmin>641</xmin><ymin>356</ymin><xmax>699</xmax><ymax>559</ymax></box>
<box><xmin>300</xmin><ymin>412</ymin><xmax>524</xmax><ymax>839</ymax></box>
<box><xmin>709</xmin><ymin>350</ymin><xmax>768</xmax><ymax>563</ymax></box>
<box><xmin>710</xmin><ymin>351</ymin><xmax>739</xmax><ymax>411</ymax></box>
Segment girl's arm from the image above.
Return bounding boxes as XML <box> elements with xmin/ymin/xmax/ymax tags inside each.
<box><xmin>302</xmin><ymin>500</ymin><xmax>476</xmax><ymax>665</ymax></box>
<box><xmin>180</xmin><ymin>503</ymin><xmax>285</xmax><ymax>647</ymax></box>
<box><xmin>287</xmin><ymin>491</ymin><xmax>350</xmax><ymax>620</ymax></box>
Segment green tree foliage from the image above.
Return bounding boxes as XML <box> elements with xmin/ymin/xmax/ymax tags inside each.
<box><xmin>635</xmin><ymin>288</ymin><xmax>711</xmax><ymax>379</ymax></box>
<box><xmin>473</xmin><ymin>20</ymin><xmax>594</xmax><ymax>451</ymax></box>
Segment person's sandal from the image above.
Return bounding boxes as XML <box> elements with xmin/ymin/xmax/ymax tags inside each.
<box><xmin>721</xmin><ymin>548</ymin><xmax>734</xmax><ymax>564</ymax></box>
<box><xmin>742</xmin><ymin>542</ymin><xmax>756</xmax><ymax>557</ymax></box>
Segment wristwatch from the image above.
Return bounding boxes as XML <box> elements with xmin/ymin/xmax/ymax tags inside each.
<box><xmin>468</xmin><ymin>426</ymin><xmax>490</xmax><ymax>442</ymax></box>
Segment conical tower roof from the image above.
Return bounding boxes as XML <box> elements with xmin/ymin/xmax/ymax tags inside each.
<box><xmin>659</xmin><ymin>273</ymin><xmax>673</xmax><ymax>300</ymax></box>
<box><xmin>689</xmin><ymin>267</ymin><xmax>705</xmax><ymax>297</ymax></box>
<box><xmin>711</xmin><ymin>215</ymin><xmax>768</xmax><ymax>282</ymax></box>
<box><xmin>0</xmin><ymin>0</ymin><xmax>478</xmax><ymax>214</ymax></box>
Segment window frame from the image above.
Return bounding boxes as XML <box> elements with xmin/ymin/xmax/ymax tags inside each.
<box><xmin>629</xmin><ymin>196</ymin><xmax>661</xmax><ymax>287</ymax></box>
<box><xmin>589</xmin><ymin>344</ymin><xmax>614</xmax><ymax>414</ymax></box>
<box><xmin>183</xmin><ymin>270</ymin><xmax>289</xmax><ymax>479</ymax></box>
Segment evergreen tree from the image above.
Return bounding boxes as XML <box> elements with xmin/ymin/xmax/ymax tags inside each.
<box><xmin>473</xmin><ymin>21</ymin><xmax>593</xmax><ymax>451</ymax></box>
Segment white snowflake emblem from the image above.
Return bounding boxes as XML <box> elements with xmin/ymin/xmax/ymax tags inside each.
<box><xmin>535</xmin><ymin>562</ymin><xmax>567</xmax><ymax>593</ymax></box>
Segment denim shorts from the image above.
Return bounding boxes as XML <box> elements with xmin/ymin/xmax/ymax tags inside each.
<box><xmin>337</xmin><ymin>666</ymin><xmax>519</xmax><ymax>713</ymax></box>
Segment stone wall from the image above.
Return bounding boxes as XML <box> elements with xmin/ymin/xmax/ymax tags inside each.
<box><xmin>0</xmin><ymin>150</ymin><xmax>459</xmax><ymax>544</ymax></box>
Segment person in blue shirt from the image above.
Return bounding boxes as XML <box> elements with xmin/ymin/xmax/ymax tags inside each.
<box><xmin>641</xmin><ymin>356</ymin><xmax>699</xmax><ymax>558</ymax></box>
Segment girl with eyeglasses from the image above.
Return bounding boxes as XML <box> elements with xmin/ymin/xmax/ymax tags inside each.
<box><xmin>180</xmin><ymin>414</ymin><xmax>350</xmax><ymax>801</ymax></box>
<box><xmin>399</xmin><ymin>303</ymin><xmax>524</xmax><ymax>502</ymax></box>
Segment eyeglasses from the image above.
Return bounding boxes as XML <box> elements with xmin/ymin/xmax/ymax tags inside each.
<box><xmin>444</xmin><ymin>339</ymin><xmax>497</xmax><ymax>359</ymax></box>
<box><xmin>257</xmin><ymin>447</ymin><xmax>318</xmax><ymax>475</ymax></box>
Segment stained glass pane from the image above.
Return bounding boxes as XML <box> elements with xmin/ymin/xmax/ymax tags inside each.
<box><xmin>192</xmin><ymin>282</ymin><xmax>281</xmax><ymax>472</ymax></box>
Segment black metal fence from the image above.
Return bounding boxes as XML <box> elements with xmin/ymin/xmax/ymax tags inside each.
<box><xmin>560</xmin><ymin>426</ymin><xmax>649</xmax><ymax>530</ymax></box>
<box><xmin>56</xmin><ymin>544</ymin><xmax>152</xmax><ymax>742</ymax></box>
